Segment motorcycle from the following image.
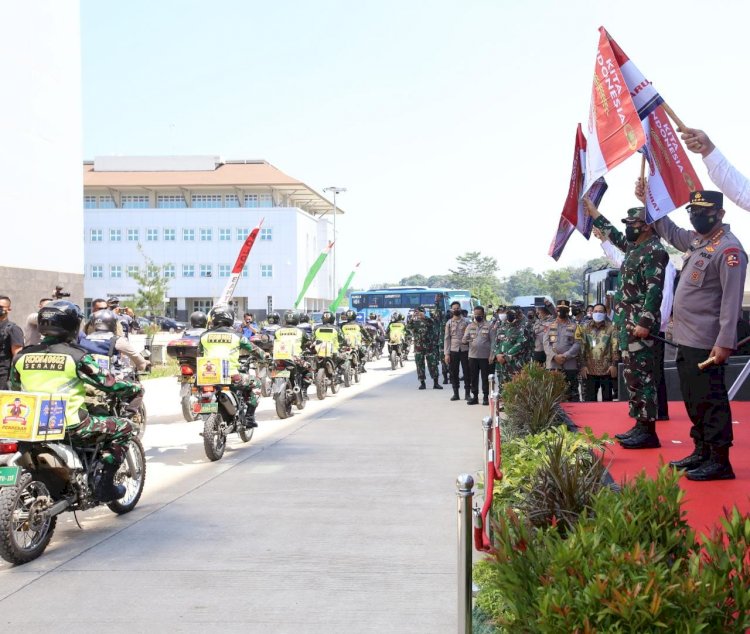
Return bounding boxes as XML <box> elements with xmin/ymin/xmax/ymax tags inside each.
<box><xmin>341</xmin><ymin>346</ymin><xmax>361</xmax><ymax>386</ymax></box>
<box><xmin>195</xmin><ymin>358</ymin><xmax>257</xmax><ymax>461</ymax></box>
<box><xmin>167</xmin><ymin>336</ymin><xmax>200</xmax><ymax>422</ymax></box>
<box><xmin>0</xmin><ymin>394</ymin><xmax>146</xmax><ymax>564</ymax></box>
<box><xmin>270</xmin><ymin>358</ymin><xmax>309</xmax><ymax>419</ymax></box>
<box><xmin>312</xmin><ymin>341</ymin><xmax>342</xmax><ymax>400</ymax></box>
<box><xmin>388</xmin><ymin>340</ymin><xmax>406</xmax><ymax>370</ymax></box>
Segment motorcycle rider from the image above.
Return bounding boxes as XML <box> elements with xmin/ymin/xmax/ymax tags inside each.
<box><xmin>198</xmin><ymin>305</ymin><xmax>267</xmax><ymax>429</ymax></box>
<box><xmin>313</xmin><ymin>311</ymin><xmax>347</xmax><ymax>373</ymax></box>
<box><xmin>365</xmin><ymin>312</ymin><xmax>386</xmax><ymax>355</ymax></box>
<box><xmin>341</xmin><ymin>309</ymin><xmax>372</xmax><ymax>373</ymax></box>
<box><xmin>184</xmin><ymin>310</ymin><xmax>208</xmax><ymax>338</ymax></box>
<box><xmin>78</xmin><ymin>309</ymin><xmax>149</xmax><ymax>373</ymax></box>
<box><xmin>386</xmin><ymin>312</ymin><xmax>407</xmax><ymax>358</ymax></box>
<box><xmin>273</xmin><ymin>311</ymin><xmax>314</xmax><ymax>390</ymax></box>
<box><xmin>9</xmin><ymin>300</ymin><xmax>142</xmax><ymax>502</ymax></box>
<box><xmin>298</xmin><ymin>313</ymin><xmax>313</xmax><ymax>336</ymax></box>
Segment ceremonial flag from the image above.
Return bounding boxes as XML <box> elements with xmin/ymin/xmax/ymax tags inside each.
<box><xmin>216</xmin><ymin>218</ymin><xmax>264</xmax><ymax>307</ymax></box>
<box><xmin>294</xmin><ymin>241</ymin><xmax>334</xmax><ymax>309</ymax></box>
<box><xmin>548</xmin><ymin>216</ymin><xmax>575</xmax><ymax>262</ymax></box>
<box><xmin>583</xmin><ymin>28</ymin><xmax>646</xmax><ymax>191</ymax></box>
<box><xmin>640</xmin><ymin>106</ymin><xmax>703</xmax><ymax>222</ymax></box>
<box><xmin>329</xmin><ymin>262</ymin><xmax>360</xmax><ymax>313</ymax></box>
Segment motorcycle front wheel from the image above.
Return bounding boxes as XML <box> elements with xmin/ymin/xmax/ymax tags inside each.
<box><xmin>108</xmin><ymin>436</ymin><xmax>147</xmax><ymax>514</ymax></box>
<box><xmin>315</xmin><ymin>368</ymin><xmax>327</xmax><ymax>400</ymax></box>
<box><xmin>202</xmin><ymin>413</ymin><xmax>227</xmax><ymax>461</ymax></box>
<box><xmin>330</xmin><ymin>364</ymin><xmax>341</xmax><ymax>394</ymax></box>
<box><xmin>0</xmin><ymin>472</ymin><xmax>57</xmax><ymax>565</ymax></box>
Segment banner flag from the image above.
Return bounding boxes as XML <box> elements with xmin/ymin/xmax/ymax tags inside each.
<box><xmin>293</xmin><ymin>241</ymin><xmax>334</xmax><ymax>309</ymax></box>
<box><xmin>548</xmin><ymin>216</ymin><xmax>575</xmax><ymax>262</ymax></box>
<box><xmin>640</xmin><ymin>106</ymin><xmax>703</xmax><ymax>222</ymax></box>
<box><xmin>583</xmin><ymin>28</ymin><xmax>645</xmax><ymax>192</ymax></box>
<box><xmin>329</xmin><ymin>262</ymin><xmax>360</xmax><ymax>313</ymax></box>
<box><xmin>216</xmin><ymin>218</ymin><xmax>264</xmax><ymax>307</ymax></box>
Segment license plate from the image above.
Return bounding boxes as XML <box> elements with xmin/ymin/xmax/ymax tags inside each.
<box><xmin>199</xmin><ymin>403</ymin><xmax>218</xmax><ymax>413</ymax></box>
<box><xmin>0</xmin><ymin>466</ymin><xmax>20</xmax><ymax>487</ymax></box>
<box><xmin>272</xmin><ymin>370</ymin><xmax>290</xmax><ymax>378</ymax></box>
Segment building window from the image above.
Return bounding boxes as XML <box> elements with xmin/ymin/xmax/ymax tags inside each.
<box><xmin>260</xmin><ymin>227</ymin><xmax>272</xmax><ymax>241</ymax></box>
<box><xmin>146</xmin><ymin>228</ymin><xmax>158</xmax><ymax>241</ymax></box>
<box><xmin>244</xmin><ymin>194</ymin><xmax>258</xmax><ymax>207</ymax></box>
<box><xmin>90</xmin><ymin>228</ymin><xmax>103</xmax><ymax>242</ymax></box>
<box><xmin>261</xmin><ymin>264</ymin><xmax>273</xmax><ymax>279</ymax></box>
<box><xmin>163</xmin><ymin>264</ymin><xmax>175</xmax><ymax>279</ymax></box>
<box><xmin>147</xmin><ymin>267</ymin><xmax>158</xmax><ymax>279</ymax></box>
<box><xmin>127</xmin><ymin>265</ymin><xmax>139</xmax><ymax>278</ymax></box>
<box><xmin>224</xmin><ymin>194</ymin><xmax>239</xmax><ymax>208</ymax></box>
<box><xmin>84</xmin><ymin>195</ymin><xmax>97</xmax><ymax>209</ymax></box>
<box><xmin>219</xmin><ymin>228</ymin><xmax>231</xmax><ymax>241</ymax></box>
<box><xmin>183</xmin><ymin>264</ymin><xmax>195</xmax><ymax>278</ymax></box>
<box><xmin>200</xmin><ymin>228</ymin><xmax>212</xmax><ymax>241</ymax></box>
<box><xmin>157</xmin><ymin>195</ymin><xmax>186</xmax><ymax>209</ymax></box>
<box><xmin>218</xmin><ymin>264</ymin><xmax>230</xmax><ymax>278</ymax></box>
<box><xmin>110</xmin><ymin>228</ymin><xmax>122</xmax><ymax>242</ymax></box>
<box><xmin>192</xmin><ymin>194</ymin><xmax>222</xmax><ymax>208</ymax></box>
<box><xmin>200</xmin><ymin>264</ymin><xmax>212</xmax><ymax>278</ymax></box>
<box><xmin>164</xmin><ymin>228</ymin><xmax>176</xmax><ymax>241</ymax></box>
<box><xmin>91</xmin><ymin>265</ymin><xmax>103</xmax><ymax>279</ymax></box>
<box><xmin>110</xmin><ymin>265</ymin><xmax>122</xmax><ymax>279</ymax></box>
<box><xmin>193</xmin><ymin>299</ymin><xmax>213</xmax><ymax>313</ymax></box>
<box><xmin>127</xmin><ymin>228</ymin><xmax>139</xmax><ymax>241</ymax></box>
<box><xmin>121</xmin><ymin>195</ymin><xmax>150</xmax><ymax>209</ymax></box>
<box><xmin>259</xmin><ymin>193</ymin><xmax>273</xmax><ymax>208</ymax></box>
<box><xmin>183</xmin><ymin>228</ymin><xmax>195</xmax><ymax>241</ymax></box>
<box><xmin>99</xmin><ymin>195</ymin><xmax>116</xmax><ymax>209</ymax></box>
<box><xmin>237</xmin><ymin>227</ymin><xmax>249</xmax><ymax>240</ymax></box>
<box><xmin>242</xmin><ymin>265</ymin><xmax>249</xmax><ymax>278</ymax></box>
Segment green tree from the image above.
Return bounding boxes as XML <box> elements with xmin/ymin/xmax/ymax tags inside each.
<box><xmin>398</xmin><ymin>274</ymin><xmax>428</xmax><ymax>286</ymax></box>
<box><xmin>499</xmin><ymin>268</ymin><xmax>548</xmax><ymax>300</ymax></box>
<box><xmin>427</xmin><ymin>274</ymin><xmax>456</xmax><ymax>288</ymax></box>
<box><xmin>449</xmin><ymin>251</ymin><xmax>501</xmax><ymax>300</ymax></box>
<box><xmin>130</xmin><ymin>245</ymin><xmax>172</xmax><ymax>317</ymax></box>
<box><xmin>543</xmin><ymin>268</ymin><xmax>579</xmax><ymax>302</ymax></box>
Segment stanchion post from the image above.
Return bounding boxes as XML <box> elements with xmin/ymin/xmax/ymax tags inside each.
<box><xmin>457</xmin><ymin>473</ymin><xmax>474</xmax><ymax>634</ymax></box>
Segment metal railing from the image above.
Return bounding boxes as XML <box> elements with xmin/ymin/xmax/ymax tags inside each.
<box><xmin>456</xmin><ymin>473</ymin><xmax>474</xmax><ymax>634</ymax></box>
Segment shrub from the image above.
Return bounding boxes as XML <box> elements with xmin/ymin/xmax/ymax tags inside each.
<box><xmin>501</xmin><ymin>363</ymin><xmax>568</xmax><ymax>438</ymax></box>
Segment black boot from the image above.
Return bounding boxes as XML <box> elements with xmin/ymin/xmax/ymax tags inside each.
<box><xmin>464</xmin><ymin>389</ymin><xmax>471</xmax><ymax>401</ymax></box>
<box><xmin>686</xmin><ymin>445</ymin><xmax>735</xmax><ymax>481</ymax></box>
<box><xmin>443</xmin><ymin>375</ymin><xmax>449</xmax><ymax>385</ymax></box>
<box><xmin>418</xmin><ymin>380</ymin><xmax>426</xmax><ymax>390</ymax></box>
<box><xmin>433</xmin><ymin>380</ymin><xmax>443</xmax><ymax>390</ymax></box>
<box><xmin>619</xmin><ymin>421</ymin><xmax>660</xmax><ymax>449</ymax></box>
<box><xmin>467</xmin><ymin>395</ymin><xmax>479</xmax><ymax>405</ymax></box>
<box><xmin>482</xmin><ymin>395</ymin><xmax>489</xmax><ymax>406</ymax></box>
<box><xmin>614</xmin><ymin>422</ymin><xmax>642</xmax><ymax>441</ymax></box>
<box><xmin>450</xmin><ymin>388</ymin><xmax>460</xmax><ymax>401</ymax></box>
<box><xmin>669</xmin><ymin>440</ymin><xmax>708</xmax><ymax>471</ymax></box>
<box><xmin>93</xmin><ymin>460</ymin><xmax>126</xmax><ymax>503</ymax></box>
<box><xmin>243</xmin><ymin>404</ymin><xmax>258</xmax><ymax>429</ymax></box>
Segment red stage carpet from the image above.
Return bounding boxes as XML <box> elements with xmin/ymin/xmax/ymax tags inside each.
<box><xmin>562</xmin><ymin>401</ymin><xmax>750</xmax><ymax>535</ymax></box>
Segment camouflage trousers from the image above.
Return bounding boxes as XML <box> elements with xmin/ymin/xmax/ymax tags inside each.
<box><xmin>414</xmin><ymin>351</ymin><xmax>439</xmax><ymax>381</ymax></box>
<box><xmin>495</xmin><ymin>360</ymin><xmax>523</xmax><ymax>387</ymax></box>
<box><xmin>234</xmin><ymin>374</ymin><xmax>262</xmax><ymax>408</ymax></box>
<box><xmin>623</xmin><ymin>345</ymin><xmax>657</xmax><ymax>422</ymax></box>
<box><xmin>67</xmin><ymin>414</ymin><xmax>134</xmax><ymax>464</ymax></box>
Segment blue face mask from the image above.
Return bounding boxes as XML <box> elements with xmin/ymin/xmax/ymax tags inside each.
<box><xmin>592</xmin><ymin>312</ymin><xmax>606</xmax><ymax>323</ymax></box>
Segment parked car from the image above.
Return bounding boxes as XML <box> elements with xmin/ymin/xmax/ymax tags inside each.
<box><xmin>143</xmin><ymin>316</ymin><xmax>186</xmax><ymax>333</ymax></box>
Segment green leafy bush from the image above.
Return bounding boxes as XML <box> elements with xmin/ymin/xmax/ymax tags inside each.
<box><xmin>501</xmin><ymin>363</ymin><xmax>568</xmax><ymax>438</ymax></box>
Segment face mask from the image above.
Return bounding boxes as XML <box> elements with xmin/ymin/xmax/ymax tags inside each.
<box><xmin>452</xmin><ymin>310</ymin><xmax>461</xmax><ymax>316</ymax></box>
<box><xmin>506</xmin><ymin>314</ymin><xmax>516</xmax><ymax>323</ymax></box>
<box><xmin>557</xmin><ymin>309</ymin><xmax>569</xmax><ymax>318</ymax></box>
<box><xmin>625</xmin><ymin>226</ymin><xmax>641</xmax><ymax>242</ymax></box>
<box><xmin>592</xmin><ymin>312</ymin><xmax>606</xmax><ymax>323</ymax></box>
<box><xmin>498</xmin><ymin>313</ymin><xmax>507</xmax><ymax>322</ymax></box>
<box><xmin>690</xmin><ymin>214</ymin><xmax>718</xmax><ymax>235</ymax></box>
<box><xmin>0</xmin><ymin>307</ymin><xmax>6</xmax><ymax>316</ymax></box>
<box><xmin>475</xmin><ymin>315</ymin><xmax>484</xmax><ymax>322</ymax></box>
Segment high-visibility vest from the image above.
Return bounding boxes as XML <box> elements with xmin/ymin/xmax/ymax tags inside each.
<box><xmin>388</xmin><ymin>322</ymin><xmax>406</xmax><ymax>344</ymax></box>
<box><xmin>341</xmin><ymin>323</ymin><xmax>362</xmax><ymax>347</ymax></box>
<box><xmin>273</xmin><ymin>327</ymin><xmax>304</xmax><ymax>360</ymax></box>
<box><xmin>200</xmin><ymin>329</ymin><xmax>242</xmax><ymax>374</ymax></box>
<box><xmin>314</xmin><ymin>326</ymin><xmax>340</xmax><ymax>356</ymax></box>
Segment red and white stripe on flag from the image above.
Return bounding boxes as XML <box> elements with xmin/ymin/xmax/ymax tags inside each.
<box><xmin>641</xmin><ymin>106</ymin><xmax>703</xmax><ymax>222</ymax></box>
<box><xmin>548</xmin><ymin>215</ymin><xmax>575</xmax><ymax>262</ymax></box>
<box><xmin>583</xmin><ymin>28</ymin><xmax>645</xmax><ymax>192</ymax></box>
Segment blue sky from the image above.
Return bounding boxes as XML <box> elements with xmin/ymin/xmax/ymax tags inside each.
<box><xmin>81</xmin><ymin>0</ymin><xmax>750</xmax><ymax>288</ymax></box>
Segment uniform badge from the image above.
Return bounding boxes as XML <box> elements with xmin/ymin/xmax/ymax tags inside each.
<box><xmin>694</xmin><ymin>259</ymin><xmax>705</xmax><ymax>269</ymax></box>
<box><xmin>725</xmin><ymin>248</ymin><xmax>740</xmax><ymax>268</ymax></box>
<box><xmin>705</xmin><ymin>246</ymin><xmax>715</xmax><ymax>253</ymax></box>
<box><xmin>690</xmin><ymin>271</ymin><xmax>700</xmax><ymax>282</ymax></box>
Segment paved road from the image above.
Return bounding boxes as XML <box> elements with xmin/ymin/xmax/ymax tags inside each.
<box><xmin>0</xmin><ymin>358</ymin><xmax>481</xmax><ymax>633</ymax></box>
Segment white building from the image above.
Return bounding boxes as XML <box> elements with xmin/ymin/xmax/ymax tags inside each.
<box><xmin>83</xmin><ymin>156</ymin><xmax>340</xmax><ymax>319</ymax></box>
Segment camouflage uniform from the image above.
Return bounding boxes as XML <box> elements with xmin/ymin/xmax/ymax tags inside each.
<box><xmin>432</xmin><ymin>300</ymin><xmax>449</xmax><ymax>382</ymax></box>
<box><xmin>493</xmin><ymin>318</ymin><xmax>532</xmax><ymax>386</ymax></box>
<box><xmin>594</xmin><ymin>213</ymin><xmax>667</xmax><ymax>423</ymax></box>
<box><xmin>408</xmin><ymin>317</ymin><xmax>439</xmax><ymax>381</ymax></box>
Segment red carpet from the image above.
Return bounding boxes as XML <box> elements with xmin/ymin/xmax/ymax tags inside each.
<box><xmin>562</xmin><ymin>401</ymin><xmax>750</xmax><ymax>535</ymax></box>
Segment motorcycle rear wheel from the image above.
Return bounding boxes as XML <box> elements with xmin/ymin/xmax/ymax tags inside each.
<box><xmin>238</xmin><ymin>426</ymin><xmax>254</xmax><ymax>443</ymax></box>
<box><xmin>0</xmin><ymin>472</ymin><xmax>57</xmax><ymax>565</ymax></box>
<box><xmin>274</xmin><ymin>389</ymin><xmax>292</xmax><ymax>419</ymax></box>
<box><xmin>108</xmin><ymin>436</ymin><xmax>147</xmax><ymax>514</ymax></box>
<box><xmin>203</xmin><ymin>413</ymin><xmax>227</xmax><ymax>461</ymax></box>
<box><xmin>390</xmin><ymin>350</ymin><xmax>397</xmax><ymax>370</ymax></box>
<box><xmin>315</xmin><ymin>368</ymin><xmax>327</xmax><ymax>400</ymax></box>
<box><xmin>330</xmin><ymin>367</ymin><xmax>341</xmax><ymax>394</ymax></box>
<box><xmin>342</xmin><ymin>361</ymin><xmax>351</xmax><ymax>388</ymax></box>
<box><xmin>180</xmin><ymin>383</ymin><xmax>199</xmax><ymax>422</ymax></box>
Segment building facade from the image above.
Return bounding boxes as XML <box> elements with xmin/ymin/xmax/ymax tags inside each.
<box><xmin>83</xmin><ymin>156</ymin><xmax>338</xmax><ymax>319</ymax></box>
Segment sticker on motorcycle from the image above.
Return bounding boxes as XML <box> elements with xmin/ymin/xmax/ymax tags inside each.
<box><xmin>0</xmin><ymin>466</ymin><xmax>20</xmax><ymax>487</ymax></box>
<box><xmin>199</xmin><ymin>402</ymin><xmax>219</xmax><ymax>414</ymax></box>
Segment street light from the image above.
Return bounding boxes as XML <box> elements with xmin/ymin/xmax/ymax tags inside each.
<box><xmin>323</xmin><ymin>186</ymin><xmax>346</xmax><ymax>296</ymax></box>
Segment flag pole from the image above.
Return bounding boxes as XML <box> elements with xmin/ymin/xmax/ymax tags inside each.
<box><xmin>640</xmin><ymin>153</ymin><xmax>647</xmax><ymax>181</ymax></box>
<box><xmin>662</xmin><ymin>102</ymin><xmax>686</xmax><ymax>132</ymax></box>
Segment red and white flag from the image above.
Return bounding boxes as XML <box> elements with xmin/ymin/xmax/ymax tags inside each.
<box><xmin>640</xmin><ymin>106</ymin><xmax>702</xmax><ymax>222</ymax></box>
<box><xmin>583</xmin><ymin>28</ymin><xmax>646</xmax><ymax>191</ymax></box>
<box><xmin>216</xmin><ymin>218</ymin><xmax>264</xmax><ymax>307</ymax></box>
<box><xmin>548</xmin><ymin>216</ymin><xmax>575</xmax><ymax>262</ymax></box>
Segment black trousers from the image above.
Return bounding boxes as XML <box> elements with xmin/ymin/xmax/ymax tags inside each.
<box><xmin>533</xmin><ymin>351</ymin><xmax>546</xmax><ymax>365</ymax></box>
<box><xmin>468</xmin><ymin>357</ymin><xmax>490</xmax><ymax>397</ymax></box>
<box><xmin>653</xmin><ymin>338</ymin><xmax>668</xmax><ymax>418</ymax></box>
<box><xmin>583</xmin><ymin>374</ymin><xmax>613</xmax><ymax>402</ymax></box>
<box><xmin>449</xmin><ymin>351</ymin><xmax>469</xmax><ymax>391</ymax></box>
<box><xmin>554</xmin><ymin>369</ymin><xmax>580</xmax><ymax>402</ymax></box>
<box><xmin>676</xmin><ymin>345</ymin><xmax>733</xmax><ymax>447</ymax></box>
<box><xmin>0</xmin><ymin>366</ymin><xmax>9</xmax><ymax>391</ymax></box>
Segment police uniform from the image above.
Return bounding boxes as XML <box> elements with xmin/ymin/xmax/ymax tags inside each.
<box><xmin>543</xmin><ymin>301</ymin><xmax>580</xmax><ymax>402</ymax></box>
<box><xmin>654</xmin><ymin>190</ymin><xmax>747</xmax><ymax>480</ymax></box>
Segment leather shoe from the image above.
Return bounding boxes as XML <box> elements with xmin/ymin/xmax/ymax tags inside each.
<box><xmin>433</xmin><ymin>381</ymin><xmax>443</xmax><ymax>390</ymax></box>
<box><xmin>669</xmin><ymin>442</ymin><xmax>708</xmax><ymax>471</ymax></box>
<box><xmin>619</xmin><ymin>429</ymin><xmax>660</xmax><ymax>449</ymax></box>
<box><xmin>467</xmin><ymin>397</ymin><xmax>479</xmax><ymax>405</ymax></box>
<box><xmin>418</xmin><ymin>381</ymin><xmax>426</xmax><ymax>390</ymax></box>
<box><xmin>450</xmin><ymin>393</ymin><xmax>460</xmax><ymax>401</ymax></box>
<box><xmin>614</xmin><ymin>424</ymin><xmax>641</xmax><ymax>440</ymax></box>
<box><xmin>482</xmin><ymin>396</ymin><xmax>489</xmax><ymax>406</ymax></box>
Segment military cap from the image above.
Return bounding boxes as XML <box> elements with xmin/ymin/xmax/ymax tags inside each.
<box><xmin>621</xmin><ymin>207</ymin><xmax>648</xmax><ymax>224</ymax></box>
<box><xmin>687</xmin><ymin>190</ymin><xmax>723</xmax><ymax>211</ymax></box>
<box><xmin>556</xmin><ymin>299</ymin><xmax>570</xmax><ymax>309</ymax></box>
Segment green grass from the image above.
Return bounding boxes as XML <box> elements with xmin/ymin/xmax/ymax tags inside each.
<box><xmin>147</xmin><ymin>358</ymin><xmax>180</xmax><ymax>379</ymax></box>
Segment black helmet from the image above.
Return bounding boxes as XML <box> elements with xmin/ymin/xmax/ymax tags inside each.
<box><xmin>299</xmin><ymin>313</ymin><xmax>310</xmax><ymax>324</ymax></box>
<box><xmin>189</xmin><ymin>311</ymin><xmax>208</xmax><ymax>328</ymax></box>
<box><xmin>209</xmin><ymin>305</ymin><xmax>235</xmax><ymax>328</ymax></box>
<box><xmin>284</xmin><ymin>310</ymin><xmax>299</xmax><ymax>326</ymax></box>
<box><xmin>344</xmin><ymin>309</ymin><xmax>357</xmax><ymax>322</ymax></box>
<box><xmin>392</xmin><ymin>312</ymin><xmax>403</xmax><ymax>322</ymax></box>
<box><xmin>38</xmin><ymin>300</ymin><xmax>83</xmax><ymax>341</ymax></box>
<box><xmin>321</xmin><ymin>311</ymin><xmax>335</xmax><ymax>325</ymax></box>
<box><xmin>268</xmin><ymin>312</ymin><xmax>280</xmax><ymax>325</ymax></box>
<box><xmin>368</xmin><ymin>313</ymin><xmax>378</xmax><ymax>320</ymax></box>
<box><xmin>91</xmin><ymin>309</ymin><xmax>118</xmax><ymax>333</ymax></box>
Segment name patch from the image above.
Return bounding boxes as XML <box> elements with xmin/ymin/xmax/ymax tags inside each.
<box><xmin>22</xmin><ymin>354</ymin><xmax>67</xmax><ymax>371</ymax></box>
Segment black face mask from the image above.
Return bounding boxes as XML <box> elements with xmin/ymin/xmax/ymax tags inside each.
<box><xmin>475</xmin><ymin>315</ymin><xmax>484</xmax><ymax>322</ymax></box>
<box><xmin>557</xmin><ymin>309</ymin><xmax>569</xmax><ymax>318</ymax></box>
<box><xmin>625</xmin><ymin>226</ymin><xmax>641</xmax><ymax>242</ymax></box>
<box><xmin>506</xmin><ymin>314</ymin><xmax>516</xmax><ymax>323</ymax></box>
<box><xmin>452</xmin><ymin>310</ymin><xmax>461</xmax><ymax>316</ymax></box>
<box><xmin>690</xmin><ymin>214</ymin><xmax>719</xmax><ymax>235</ymax></box>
